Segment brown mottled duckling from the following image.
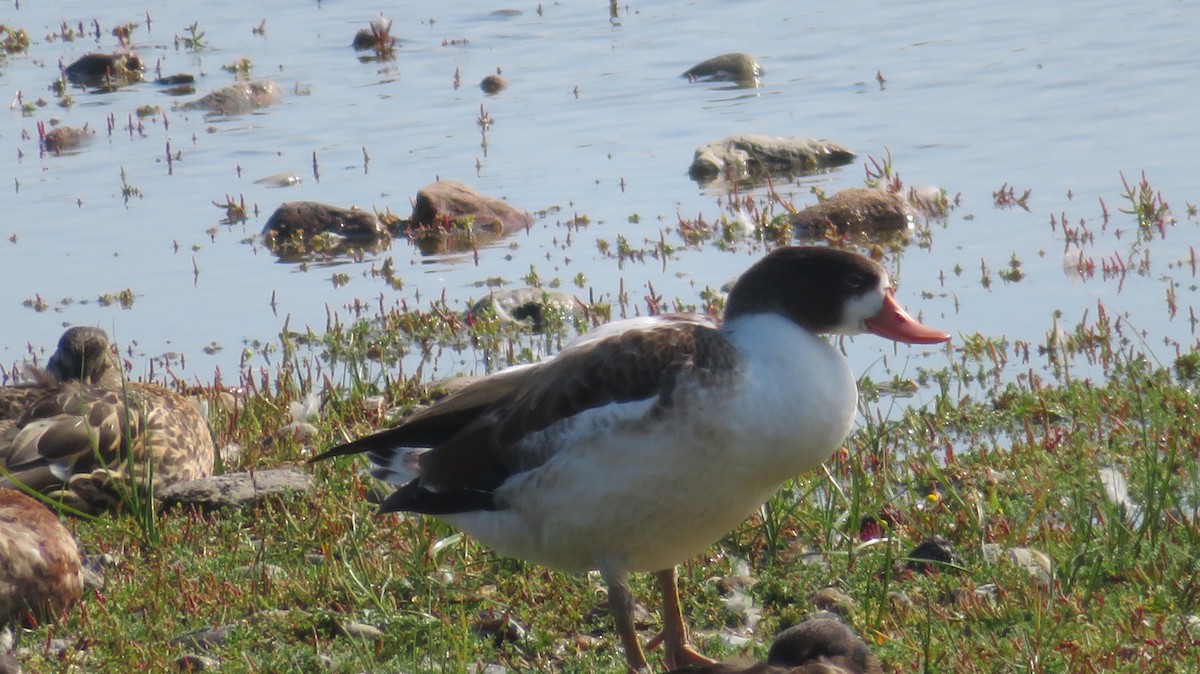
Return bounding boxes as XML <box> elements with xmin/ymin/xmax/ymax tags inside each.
<box><xmin>0</xmin><ymin>327</ymin><xmax>214</xmax><ymax>514</ymax></box>
<box><xmin>0</xmin><ymin>488</ymin><xmax>83</xmax><ymax>630</ymax></box>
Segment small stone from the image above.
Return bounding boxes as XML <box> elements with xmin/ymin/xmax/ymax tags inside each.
<box><xmin>973</xmin><ymin>583</ymin><xmax>999</xmax><ymax>601</ymax></box>
<box><xmin>811</xmin><ymin>587</ymin><xmax>857</xmax><ymax>617</ymax></box>
<box><xmin>983</xmin><ymin>544</ymin><xmax>1052</xmax><ymax>586</ymax></box>
<box><xmin>170</xmin><ymin>624</ymin><xmax>237</xmax><ymax>650</ymax></box>
<box><xmin>1182</xmin><ymin>614</ymin><xmax>1200</xmax><ymax>637</ymax></box>
<box><xmin>239</xmin><ymin>564</ymin><xmax>285</xmax><ymax>580</ymax></box>
<box><xmin>338</xmin><ymin>621</ymin><xmax>385</xmax><ymax>641</ymax></box>
<box><xmin>276</xmin><ymin>421</ymin><xmax>320</xmax><ymax>442</ymax></box>
<box><xmin>218</xmin><ymin>443</ymin><xmax>243</xmax><ymax>467</ymax></box>
<box><xmin>888</xmin><ymin>591</ymin><xmax>913</xmax><ymax>610</ymax></box>
<box><xmin>472</xmin><ymin>611</ymin><xmax>527</xmax><ymax>645</ymax></box>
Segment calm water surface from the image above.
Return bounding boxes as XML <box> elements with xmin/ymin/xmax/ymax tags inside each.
<box><xmin>2</xmin><ymin>0</ymin><xmax>1196</xmax><ymax>393</ymax></box>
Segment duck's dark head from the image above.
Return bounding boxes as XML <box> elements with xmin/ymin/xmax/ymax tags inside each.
<box><xmin>725</xmin><ymin>246</ymin><xmax>950</xmax><ymax>345</ymax></box>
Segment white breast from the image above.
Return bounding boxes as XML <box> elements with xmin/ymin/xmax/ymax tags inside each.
<box><xmin>445</xmin><ymin>313</ymin><xmax>859</xmax><ymax>574</ymax></box>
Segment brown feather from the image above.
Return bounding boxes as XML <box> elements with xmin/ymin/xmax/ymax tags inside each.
<box><xmin>0</xmin><ymin>488</ymin><xmax>83</xmax><ymax>628</ymax></box>
<box><xmin>416</xmin><ymin>319</ymin><xmax>740</xmax><ymax>493</ymax></box>
<box><xmin>0</xmin><ymin>328</ymin><xmax>215</xmax><ymax>514</ymax></box>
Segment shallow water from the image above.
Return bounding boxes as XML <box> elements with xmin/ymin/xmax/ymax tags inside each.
<box><xmin>2</xmin><ymin>0</ymin><xmax>1196</xmax><ymax>393</ymax></box>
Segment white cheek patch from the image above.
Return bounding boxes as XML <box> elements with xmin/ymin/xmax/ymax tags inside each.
<box><xmin>831</xmin><ymin>280</ymin><xmax>888</xmax><ymax>336</ymax></box>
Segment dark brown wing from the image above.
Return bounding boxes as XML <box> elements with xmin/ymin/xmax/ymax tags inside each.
<box><xmin>416</xmin><ymin>317</ymin><xmax>740</xmax><ymax>493</ymax></box>
<box><xmin>309</xmin><ymin>362</ymin><xmax>537</xmax><ymax>462</ymax></box>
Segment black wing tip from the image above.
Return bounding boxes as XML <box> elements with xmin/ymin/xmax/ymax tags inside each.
<box><xmin>308</xmin><ymin>442</ymin><xmax>361</xmax><ymax>464</ymax></box>
<box><xmin>380</xmin><ymin>480</ymin><xmax>501</xmax><ymax>515</ymax></box>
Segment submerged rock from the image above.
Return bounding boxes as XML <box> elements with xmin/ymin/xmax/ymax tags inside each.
<box><xmin>790</xmin><ymin>188</ymin><xmax>915</xmax><ymax>235</ymax></box>
<box><xmin>689</xmin><ymin>135</ymin><xmax>855</xmax><ymax>185</ymax></box>
<box><xmin>682</xmin><ymin>52</ymin><xmax>763</xmax><ymax>87</ymax></box>
<box><xmin>480</xmin><ymin>74</ymin><xmax>508</xmax><ymax>94</ymax></box>
<box><xmin>183</xmin><ymin>81</ymin><xmax>283</xmax><ymax>115</ymax></box>
<box><xmin>262</xmin><ymin>201</ymin><xmax>391</xmax><ymax>257</ymax></box>
<box><xmin>64</xmin><ymin>51</ymin><xmax>143</xmax><ymax>87</ymax></box>
<box><xmin>469</xmin><ymin>287</ymin><xmax>582</xmax><ymax>332</ymax></box>
<box><xmin>352</xmin><ymin>15</ymin><xmax>396</xmax><ymax>52</ymax></box>
<box><xmin>39</xmin><ymin>123</ymin><xmax>91</xmax><ymax>154</ymax></box>
<box><xmin>406</xmin><ymin>180</ymin><xmax>532</xmax><ymax>254</ymax></box>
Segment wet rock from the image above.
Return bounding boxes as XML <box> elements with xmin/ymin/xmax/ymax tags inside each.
<box><xmin>352</xmin><ymin>15</ymin><xmax>396</xmax><ymax>53</ymax></box>
<box><xmin>682</xmin><ymin>52</ymin><xmax>763</xmax><ymax>86</ymax></box>
<box><xmin>155</xmin><ymin>74</ymin><xmax>196</xmax><ymax>96</ymax></box>
<box><xmin>468</xmin><ymin>287</ymin><xmax>581</xmax><ymax>332</ymax></box>
<box><xmin>183</xmin><ymin>81</ymin><xmax>283</xmax><ymax>115</ymax></box>
<box><xmin>689</xmin><ymin>135</ymin><xmax>856</xmax><ymax>185</ymax></box>
<box><xmin>155</xmin><ymin>74</ymin><xmax>195</xmax><ymax>86</ymax></box>
<box><xmin>64</xmin><ymin>51</ymin><xmax>144</xmax><ymax>87</ymax></box>
<box><xmin>253</xmin><ymin>172</ymin><xmax>302</xmax><ymax>188</ymax></box>
<box><xmin>906</xmin><ymin>535</ymin><xmax>960</xmax><ymax>574</ymax></box>
<box><xmin>40</xmin><ymin>124</ymin><xmax>92</xmax><ymax>154</ymax></box>
<box><xmin>790</xmin><ymin>188</ymin><xmax>916</xmax><ymax>236</ymax></box>
<box><xmin>352</xmin><ymin>28</ymin><xmax>376</xmax><ymax>50</ymax></box>
<box><xmin>262</xmin><ymin>201</ymin><xmax>391</xmax><ymax>257</ymax></box>
<box><xmin>412</xmin><ymin>180</ymin><xmax>532</xmax><ymax>231</ymax></box>
<box><xmin>156</xmin><ymin>466</ymin><xmax>314</xmax><ymax>511</ymax></box>
<box><xmin>480</xmin><ymin>74</ymin><xmax>508</xmax><ymax>94</ymax></box>
<box><xmin>406</xmin><ymin>180</ymin><xmax>532</xmax><ymax>254</ymax></box>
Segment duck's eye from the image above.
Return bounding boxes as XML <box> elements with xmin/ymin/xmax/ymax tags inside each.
<box><xmin>845</xmin><ymin>272</ymin><xmax>866</xmax><ymax>289</ymax></box>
